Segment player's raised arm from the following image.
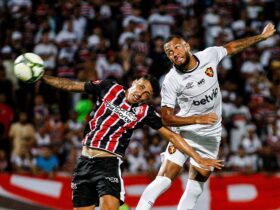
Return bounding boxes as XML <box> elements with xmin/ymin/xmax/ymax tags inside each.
<box><xmin>224</xmin><ymin>23</ymin><xmax>276</xmax><ymax>56</ymax></box>
<box><xmin>157</xmin><ymin>126</ymin><xmax>224</xmax><ymax>169</ymax></box>
<box><xmin>161</xmin><ymin>106</ymin><xmax>218</xmax><ymax>126</ymax></box>
<box><xmin>42</xmin><ymin>75</ymin><xmax>85</xmax><ymax>92</ymax></box>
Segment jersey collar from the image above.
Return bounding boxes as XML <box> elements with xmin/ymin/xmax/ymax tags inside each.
<box><xmin>174</xmin><ymin>55</ymin><xmax>200</xmax><ymax>74</ymax></box>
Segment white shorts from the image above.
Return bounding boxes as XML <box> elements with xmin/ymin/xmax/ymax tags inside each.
<box><xmin>162</xmin><ymin>133</ymin><xmax>221</xmax><ymax>171</ymax></box>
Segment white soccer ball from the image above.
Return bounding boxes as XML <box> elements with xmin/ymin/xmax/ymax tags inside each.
<box><xmin>14</xmin><ymin>53</ymin><xmax>45</xmax><ymax>83</ymax></box>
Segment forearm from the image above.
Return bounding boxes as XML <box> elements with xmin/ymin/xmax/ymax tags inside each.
<box><xmin>158</xmin><ymin>127</ymin><xmax>202</xmax><ymax>163</ymax></box>
<box><xmin>224</xmin><ymin>34</ymin><xmax>265</xmax><ymax>56</ymax></box>
<box><xmin>42</xmin><ymin>75</ymin><xmax>85</xmax><ymax>92</ymax></box>
<box><xmin>162</xmin><ymin>115</ymin><xmax>198</xmax><ymax>126</ymax></box>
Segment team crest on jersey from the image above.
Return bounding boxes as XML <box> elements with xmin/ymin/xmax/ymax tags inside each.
<box><xmin>205</xmin><ymin>67</ymin><xmax>214</xmax><ymax>77</ymax></box>
<box><xmin>92</xmin><ymin>80</ymin><xmax>101</xmax><ymax>84</ymax></box>
<box><xmin>168</xmin><ymin>145</ymin><xmax>176</xmax><ymax>154</ymax></box>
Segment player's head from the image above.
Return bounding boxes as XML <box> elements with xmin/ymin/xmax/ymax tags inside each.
<box><xmin>164</xmin><ymin>35</ymin><xmax>192</xmax><ymax>70</ymax></box>
<box><xmin>126</xmin><ymin>74</ymin><xmax>160</xmax><ymax>104</ymax></box>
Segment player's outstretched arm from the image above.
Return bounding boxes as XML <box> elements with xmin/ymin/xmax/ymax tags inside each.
<box><xmin>158</xmin><ymin>126</ymin><xmax>224</xmax><ymax>169</ymax></box>
<box><xmin>224</xmin><ymin>23</ymin><xmax>276</xmax><ymax>56</ymax></box>
<box><xmin>42</xmin><ymin>75</ymin><xmax>85</xmax><ymax>92</ymax></box>
<box><xmin>161</xmin><ymin>106</ymin><xmax>218</xmax><ymax>126</ymax></box>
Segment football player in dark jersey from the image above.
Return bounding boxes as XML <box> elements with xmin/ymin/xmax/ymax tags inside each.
<box><xmin>41</xmin><ymin>74</ymin><xmax>223</xmax><ymax>210</ymax></box>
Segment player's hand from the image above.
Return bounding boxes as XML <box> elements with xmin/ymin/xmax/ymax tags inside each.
<box><xmin>261</xmin><ymin>23</ymin><xmax>276</xmax><ymax>39</ymax></box>
<box><xmin>200</xmin><ymin>158</ymin><xmax>224</xmax><ymax>170</ymax></box>
<box><xmin>195</xmin><ymin>113</ymin><xmax>218</xmax><ymax>124</ymax></box>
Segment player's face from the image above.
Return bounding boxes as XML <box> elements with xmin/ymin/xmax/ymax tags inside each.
<box><xmin>126</xmin><ymin>79</ymin><xmax>153</xmax><ymax>104</ymax></box>
<box><xmin>164</xmin><ymin>38</ymin><xmax>191</xmax><ymax>68</ymax></box>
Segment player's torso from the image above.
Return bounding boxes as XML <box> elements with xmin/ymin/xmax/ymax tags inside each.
<box><xmin>174</xmin><ymin>56</ymin><xmax>221</xmax><ymax>117</ymax></box>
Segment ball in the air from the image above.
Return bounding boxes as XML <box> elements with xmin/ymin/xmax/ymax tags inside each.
<box><xmin>14</xmin><ymin>53</ymin><xmax>45</xmax><ymax>83</ymax></box>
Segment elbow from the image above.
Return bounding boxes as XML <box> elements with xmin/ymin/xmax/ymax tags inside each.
<box><xmin>224</xmin><ymin>44</ymin><xmax>234</xmax><ymax>56</ymax></box>
<box><xmin>162</xmin><ymin>115</ymin><xmax>174</xmax><ymax>126</ymax></box>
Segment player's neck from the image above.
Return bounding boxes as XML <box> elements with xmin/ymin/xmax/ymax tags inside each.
<box><xmin>185</xmin><ymin>55</ymin><xmax>198</xmax><ymax>72</ymax></box>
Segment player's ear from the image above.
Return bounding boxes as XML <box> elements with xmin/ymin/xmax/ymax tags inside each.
<box><xmin>184</xmin><ymin>42</ymin><xmax>190</xmax><ymax>51</ymax></box>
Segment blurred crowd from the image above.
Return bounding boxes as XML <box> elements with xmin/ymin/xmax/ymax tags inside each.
<box><xmin>0</xmin><ymin>0</ymin><xmax>280</xmax><ymax>179</ymax></box>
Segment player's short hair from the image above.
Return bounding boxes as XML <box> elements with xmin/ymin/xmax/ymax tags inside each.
<box><xmin>141</xmin><ymin>74</ymin><xmax>160</xmax><ymax>97</ymax></box>
<box><xmin>165</xmin><ymin>35</ymin><xmax>184</xmax><ymax>44</ymax></box>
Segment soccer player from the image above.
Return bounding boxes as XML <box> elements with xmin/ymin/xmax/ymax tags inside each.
<box><xmin>41</xmin><ymin>74</ymin><xmax>223</xmax><ymax>210</ymax></box>
<box><xmin>136</xmin><ymin>23</ymin><xmax>276</xmax><ymax>210</ymax></box>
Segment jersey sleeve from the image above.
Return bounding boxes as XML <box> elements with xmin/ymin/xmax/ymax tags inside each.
<box><xmin>84</xmin><ymin>79</ymin><xmax>115</xmax><ymax>96</ymax></box>
<box><xmin>161</xmin><ymin>75</ymin><xmax>177</xmax><ymax>108</ymax></box>
<box><xmin>142</xmin><ymin>106</ymin><xmax>163</xmax><ymax>130</ymax></box>
<box><xmin>207</xmin><ymin>46</ymin><xmax>228</xmax><ymax>63</ymax></box>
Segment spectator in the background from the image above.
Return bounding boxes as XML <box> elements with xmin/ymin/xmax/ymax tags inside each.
<box><xmin>0</xmin><ymin>93</ymin><xmax>14</xmax><ymax>138</ymax></box>
<box><xmin>34</xmin><ymin>145</ymin><xmax>59</xmax><ymax>179</ymax></box>
<box><xmin>33</xmin><ymin>94</ymin><xmax>49</xmax><ymax>125</ymax></box>
<box><xmin>87</xmin><ymin>26</ymin><xmax>102</xmax><ymax>50</ymax></box>
<box><xmin>240</xmin><ymin>50</ymin><xmax>264</xmax><ymax>80</ymax></box>
<box><xmin>202</xmin><ymin>6</ymin><xmax>221</xmax><ymax>46</ymax></box>
<box><xmin>149</xmin><ymin>36</ymin><xmax>170</xmax><ymax>79</ymax></box>
<box><xmin>0</xmin><ymin>65</ymin><xmax>14</xmax><ymax>107</ymax></box>
<box><xmin>148</xmin><ymin>3</ymin><xmax>175</xmax><ymax>40</ymax></box>
<box><xmin>127</xmin><ymin>141</ymin><xmax>148</xmax><ymax>173</ymax></box>
<box><xmin>258</xmin><ymin>142</ymin><xmax>279</xmax><ymax>173</ymax></box>
<box><xmin>34</xmin><ymin>32</ymin><xmax>58</xmax><ymax>70</ymax></box>
<box><xmin>9</xmin><ymin>111</ymin><xmax>35</xmax><ymax>156</ymax></box>
<box><xmin>68</xmin><ymin>4</ymin><xmax>87</xmax><ymax>43</ymax></box>
<box><xmin>229</xmin><ymin>96</ymin><xmax>251</xmax><ymax>152</ymax></box>
<box><xmin>227</xmin><ymin>145</ymin><xmax>255</xmax><ymax>174</ymax></box>
<box><xmin>35</xmin><ymin>124</ymin><xmax>50</xmax><ymax>147</ymax></box>
<box><xmin>56</xmin><ymin>19</ymin><xmax>78</xmax><ymax>62</ymax></box>
<box><xmin>105</xmin><ymin>50</ymin><xmax>125</xmax><ymax>81</ymax></box>
<box><xmin>34</xmin><ymin>18</ymin><xmax>56</xmax><ymax>44</ymax></box>
<box><xmin>45</xmin><ymin>109</ymin><xmax>65</xmax><ymax>146</ymax></box>
<box><xmin>266</xmin><ymin>119</ymin><xmax>280</xmax><ymax>163</ymax></box>
<box><xmin>122</xmin><ymin>6</ymin><xmax>147</xmax><ymax>35</ymax></box>
<box><xmin>10</xmin><ymin>146</ymin><xmax>35</xmax><ymax>174</ymax></box>
<box><xmin>1</xmin><ymin>45</ymin><xmax>19</xmax><ymax>91</ymax></box>
<box><xmin>118</xmin><ymin>19</ymin><xmax>136</xmax><ymax>47</ymax></box>
<box><xmin>241</xmin><ymin>124</ymin><xmax>262</xmax><ymax>155</ymax></box>
<box><xmin>11</xmin><ymin>31</ymin><xmax>26</xmax><ymax>55</ymax></box>
<box><xmin>0</xmin><ymin>149</ymin><xmax>8</xmax><ymax>172</ymax></box>
<box><xmin>241</xmin><ymin>124</ymin><xmax>262</xmax><ymax>171</ymax></box>
<box><xmin>75</xmin><ymin>93</ymin><xmax>93</xmax><ymax>123</ymax></box>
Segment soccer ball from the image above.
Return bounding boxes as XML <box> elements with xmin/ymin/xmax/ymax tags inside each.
<box><xmin>14</xmin><ymin>53</ymin><xmax>45</xmax><ymax>83</ymax></box>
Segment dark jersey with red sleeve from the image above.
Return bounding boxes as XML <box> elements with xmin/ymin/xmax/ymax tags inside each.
<box><xmin>82</xmin><ymin>79</ymin><xmax>163</xmax><ymax>157</ymax></box>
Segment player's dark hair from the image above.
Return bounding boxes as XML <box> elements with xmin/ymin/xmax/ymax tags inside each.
<box><xmin>165</xmin><ymin>35</ymin><xmax>184</xmax><ymax>44</ymax></box>
<box><xmin>141</xmin><ymin>74</ymin><xmax>160</xmax><ymax>97</ymax></box>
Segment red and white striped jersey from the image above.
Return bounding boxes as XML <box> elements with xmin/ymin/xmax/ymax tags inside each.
<box><xmin>82</xmin><ymin>80</ymin><xmax>162</xmax><ymax>157</ymax></box>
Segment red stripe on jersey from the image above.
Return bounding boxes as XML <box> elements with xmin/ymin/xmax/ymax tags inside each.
<box><xmin>107</xmin><ymin>104</ymin><xmax>149</xmax><ymax>152</ymax></box>
<box><xmin>82</xmin><ymin>84</ymin><xmax>122</xmax><ymax>145</ymax></box>
<box><xmin>91</xmin><ymin>88</ymin><xmax>124</xmax><ymax>148</ymax></box>
<box><xmin>104</xmin><ymin>100</ymin><xmax>130</xmax><ymax>150</ymax></box>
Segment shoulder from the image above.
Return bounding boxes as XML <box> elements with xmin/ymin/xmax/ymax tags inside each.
<box><xmin>196</xmin><ymin>46</ymin><xmax>226</xmax><ymax>55</ymax></box>
<box><xmin>163</xmin><ymin>68</ymin><xmax>179</xmax><ymax>82</ymax></box>
<box><xmin>195</xmin><ymin>46</ymin><xmax>227</xmax><ymax>62</ymax></box>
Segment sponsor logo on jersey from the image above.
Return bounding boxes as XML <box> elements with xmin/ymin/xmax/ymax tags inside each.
<box><xmin>185</xmin><ymin>82</ymin><xmax>194</xmax><ymax>89</ymax></box>
<box><xmin>197</xmin><ymin>79</ymin><xmax>205</xmax><ymax>86</ymax></box>
<box><xmin>193</xmin><ymin>88</ymin><xmax>219</xmax><ymax>106</ymax></box>
<box><xmin>105</xmin><ymin>177</ymin><xmax>119</xmax><ymax>183</ymax></box>
<box><xmin>132</xmin><ymin>106</ymin><xmax>144</xmax><ymax>115</ymax></box>
<box><xmin>205</xmin><ymin>67</ymin><xmax>214</xmax><ymax>77</ymax></box>
<box><xmin>168</xmin><ymin>145</ymin><xmax>176</xmax><ymax>154</ymax></box>
<box><xmin>106</xmin><ymin>101</ymin><xmax>137</xmax><ymax>123</ymax></box>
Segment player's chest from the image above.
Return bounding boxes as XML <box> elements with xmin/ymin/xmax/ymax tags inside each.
<box><xmin>177</xmin><ymin>67</ymin><xmax>217</xmax><ymax>97</ymax></box>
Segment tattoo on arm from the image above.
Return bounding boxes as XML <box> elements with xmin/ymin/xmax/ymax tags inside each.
<box><xmin>42</xmin><ymin>75</ymin><xmax>85</xmax><ymax>92</ymax></box>
<box><xmin>225</xmin><ymin>35</ymin><xmax>265</xmax><ymax>55</ymax></box>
